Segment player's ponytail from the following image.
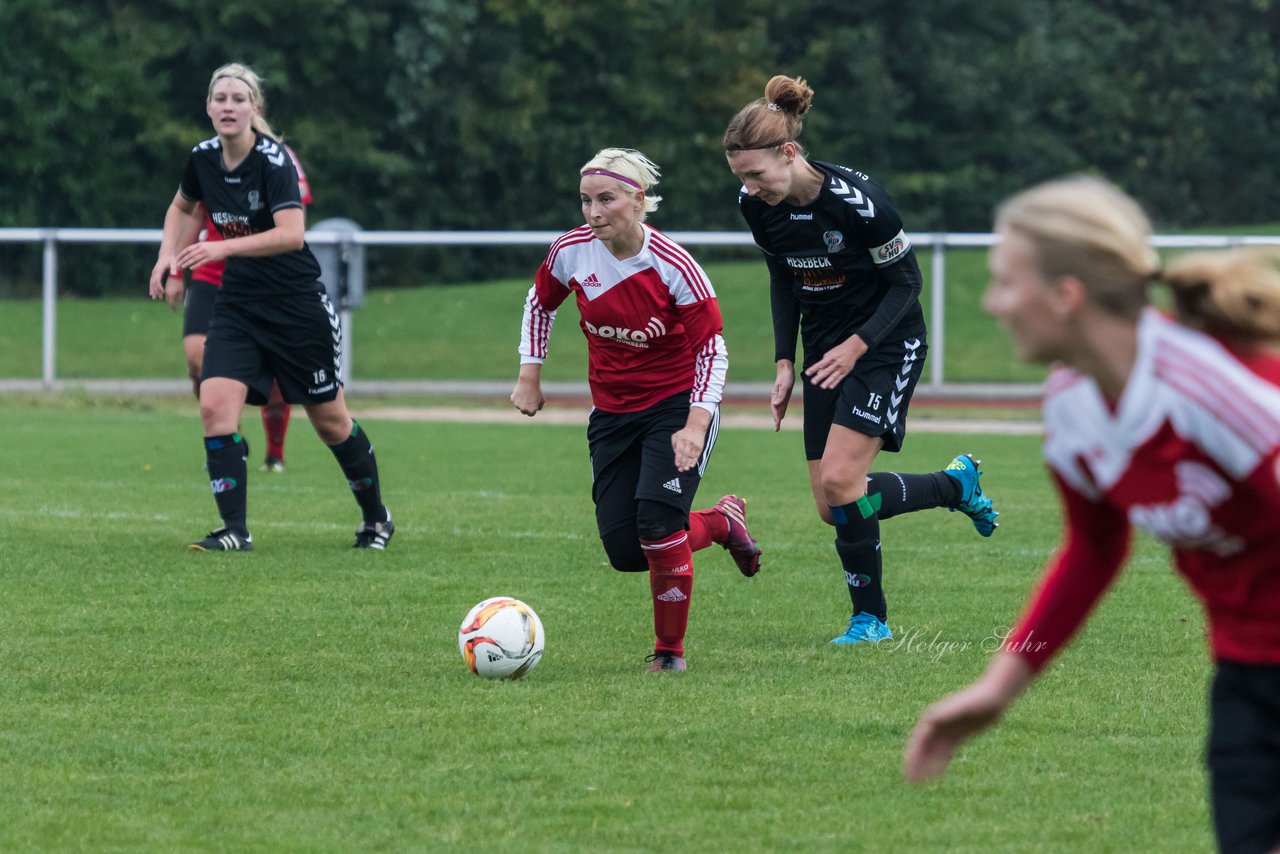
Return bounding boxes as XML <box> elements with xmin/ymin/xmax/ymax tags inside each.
<box><xmin>1161</xmin><ymin>248</ymin><xmax>1280</xmax><ymax>346</ymax></box>
<box><xmin>722</xmin><ymin>74</ymin><xmax>814</xmax><ymax>153</ymax></box>
<box><xmin>207</xmin><ymin>62</ymin><xmax>282</xmax><ymax>142</ymax></box>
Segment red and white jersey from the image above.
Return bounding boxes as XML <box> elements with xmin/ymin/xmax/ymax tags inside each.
<box><xmin>518</xmin><ymin>223</ymin><xmax>728</xmax><ymax>414</ymax></box>
<box><xmin>190</xmin><ymin>143</ymin><xmax>312</xmax><ymax>286</ymax></box>
<box><xmin>1008</xmin><ymin>310</ymin><xmax>1280</xmax><ymax>669</ymax></box>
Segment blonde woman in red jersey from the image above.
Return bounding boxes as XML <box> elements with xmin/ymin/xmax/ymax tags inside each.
<box><xmin>903</xmin><ymin>176</ymin><xmax>1280</xmax><ymax>854</ymax></box>
<box><xmin>511</xmin><ymin>148</ymin><xmax>762</xmax><ymax>673</ymax></box>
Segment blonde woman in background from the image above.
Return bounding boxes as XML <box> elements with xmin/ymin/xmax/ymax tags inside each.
<box><xmin>148</xmin><ymin>63</ymin><xmax>394</xmax><ymax>552</ymax></box>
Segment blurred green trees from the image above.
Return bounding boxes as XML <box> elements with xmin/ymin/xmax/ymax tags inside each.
<box><xmin>4</xmin><ymin>0</ymin><xmax>1278</xmax><ymax>292</ymax></box>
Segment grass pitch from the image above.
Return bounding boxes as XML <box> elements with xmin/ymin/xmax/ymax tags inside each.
<box><xmin>0</xmin><ymin>399</ymin><xmax>1211</xmax><ymax>850</ymax></box>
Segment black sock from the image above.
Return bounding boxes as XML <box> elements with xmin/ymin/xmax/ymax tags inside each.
<box><xmin>328</xmin><ymin>421</ymin><xmax>387</xmax><ymax>525</ymax></box>
<box><xmin>830</xmin><ymin>496</ymin><xmax>886</xmax><ymax>621</ymax></box>
<box><xmin>205</xmin><ymin>433</ymin><xmax>249</xmax><ymax>535</ymax></box>
<box><xmin>866</xmin><ymin>471</ymin><xmax>961</xmax><ymax>520</ymax></box>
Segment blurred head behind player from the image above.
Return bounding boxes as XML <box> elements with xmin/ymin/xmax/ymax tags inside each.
<box><xmin>987</xmin><ymin>175</ymin><xmax>1280</xmax><ymax>375</ymax></box>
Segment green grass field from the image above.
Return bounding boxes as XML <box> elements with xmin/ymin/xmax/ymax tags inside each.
<box><xmin>0</xmin><ymin>397</ymin><xmax>1213</xmax><ymax>850</ymax></box>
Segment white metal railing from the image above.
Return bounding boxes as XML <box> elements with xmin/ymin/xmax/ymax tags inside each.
<box><xmin>2</xmin><ymin>228</ymin><xmax>1278</xmax><ymax>393</ymax></box>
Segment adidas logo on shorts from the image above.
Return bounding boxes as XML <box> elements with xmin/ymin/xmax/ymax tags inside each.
<box><xmin>662</xmin><ymin>478</ymin><xmax>683</xmax><ymax>494</ymax></box>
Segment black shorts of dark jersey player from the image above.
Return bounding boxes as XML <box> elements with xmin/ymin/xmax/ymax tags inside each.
<box><xmin>1206</xmin><ymin>661</ymin><xmax>1280</xmax><ymax>854</ymax></box>
<box><xmin>201</xmin><ymin>290</ymin><xmax>343</xmax><ymax>406</ymax></box>
<box><xmin>800</xmin><ymin>334</ymin><xmax>927</xmax><ymax>460</ymax></box>
<box><xmin>182</xmin><ymin>279</ymin><xmax>218</xmax><ymax>338</ymax></box>
<box><xmin>587</xmin><ymin>391</ymin><xmax>720</xmax><ymax>557</ymax></box>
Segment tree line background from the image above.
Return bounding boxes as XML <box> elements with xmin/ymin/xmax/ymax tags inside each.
<box><xmin>3</xmin><ymin>0</ymin><xmax>1279</xmax><ymax>295</ymax></box>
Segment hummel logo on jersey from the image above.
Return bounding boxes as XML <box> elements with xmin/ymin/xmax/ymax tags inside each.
<box><xmin>662</xmin><ymin>478</ymin><xmax>683</xmax><ymax>494</ymax></box>
<box><xmin>656</xmin><ymin>586</ymin><xmax>688</xmax><ymax>602</ymax></box>
<box><xmin>582</xmin><ymin>273</ymin><xmax>603</xmax><ymax>288</ymax></box>
<box><xmin>257</xmin><ymin>137</ymin><xmax>287</xmax><ymax>167</ymax></box>
<box><xmin>790</xmin><ymin>212</ymin><xmax>813</xmax><ymax>220</ymax></box>
<box><xmin>829</xmin><ymin>177</ymin><xmax>876</xmax><ymax>218</ymax></box>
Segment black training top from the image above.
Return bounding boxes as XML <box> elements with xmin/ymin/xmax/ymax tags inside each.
<box><xmin>737</xmin><ymin>160</ymin><xmax>925</xmax><ymax>366</ymax></box>
<box><xmin>179</xmin><ymin>131</ymin><xmax>322</xmax><ymax>301</ymax></box>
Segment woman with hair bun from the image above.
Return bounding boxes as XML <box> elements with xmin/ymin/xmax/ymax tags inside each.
<box><xmin>148</xmin><ymin>63</ymin><xmax>394</xmax><ymax>552</ymax></box>
<box><xmin>724</xmin><ymin>75</ymin><xmax>1000</xmax><ymax>645</ymax></box>
<box><xmin>904</xmin><ymin>175</ymin><xmax>1280</xmax><ymax>854</ymax></box>
<box><xmin>511</xmin><ymin>148</ymin><xmax>762</xmax><ymax>673</ymax></box>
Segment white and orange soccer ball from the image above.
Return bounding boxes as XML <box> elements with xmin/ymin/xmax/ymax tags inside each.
<box><xmin>458</xmin><ymin>597</ymin><xmax>545</xmax><ymax>680</ymax></box>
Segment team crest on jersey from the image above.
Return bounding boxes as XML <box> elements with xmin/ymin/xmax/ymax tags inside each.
<box><xmin>247</xmin><ymin>190</ymin><xmax>262</xmax><ymax>212</ymax></box>
<box><xmin>823</xmin><ymin>230</ymin><xmax>845</xmax><ymax>253</ymax></box>
<box><xmin>872</xmin><ymin>229</ymin><xmax>911</xmax><ymax>265</ymax></box>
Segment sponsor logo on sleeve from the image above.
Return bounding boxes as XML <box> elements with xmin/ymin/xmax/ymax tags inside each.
<box><xmin>871</xmin><ymin>229</ymin><xmax>911</xmax><ymax>265</ymax></box>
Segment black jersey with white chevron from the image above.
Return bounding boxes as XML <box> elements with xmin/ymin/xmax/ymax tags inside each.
<box><xmin>738</xmin><ymin>160</ymin><xmax>925</xmax><ymax>364</ymax></box>
<box><xmin>179</xmin><ymin>131</ymin><xmax>322</xmax><ymax>301</ymax></box>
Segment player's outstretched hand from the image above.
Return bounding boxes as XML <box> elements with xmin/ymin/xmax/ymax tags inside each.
<box><xmin>903</xmin><ymin>684</ymin><xmax>1006</xmax><ymax>783</ymax></box>
<box><xmin>903</xmin><ymin>652</ymin><xmax>1033</xmax><ymax>784</ymax></box>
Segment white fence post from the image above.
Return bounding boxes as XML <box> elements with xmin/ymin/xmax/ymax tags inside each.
<box><xmin>41</xmin><ymin>232</ymin><xmax>58</xmax><ymax>389</ymax></box>
<box><xmin>929</xmin><ymin>237</ymin><xmax>945</xmax><ymax>390</ymax></box>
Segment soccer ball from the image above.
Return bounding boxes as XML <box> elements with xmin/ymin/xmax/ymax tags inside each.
<box><xmin>458</xmin><ymin>597</ymin><xmax>545</xmax><ymax>680</ymax></box>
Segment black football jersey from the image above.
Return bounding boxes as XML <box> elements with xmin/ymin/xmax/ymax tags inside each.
<box><xmin>179</xmin><ymin>132</ymin><xmax>322</xmax><ymax>300</ymax></box>
<box><xmin>738</xmin><ymin>160</ymin><xmax>926</xmax><ymax>364</ymax></box>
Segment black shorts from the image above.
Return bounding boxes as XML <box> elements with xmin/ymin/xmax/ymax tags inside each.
<box><xmin>1206</xmin><ymin>661</ymin><xmax>1280</xmax><ymax>854</ymax></box>
<box><xmin>182</xmin><ymin>278</ymin><xmax>219</xmax><ymax>337</ymax></box>
<box><xmin>801</xmin><ymin>334</ymin><xmax>927</xmax><ymax>460</ymax></box>
<box><xmin>587</xmin><ymin>391</ymin><xmax>719</xmax><ymax>538</ymax></box>
<box><xmin>202</xmin><ymin>290</ymin><xmax>343</xmax><ymax>407</ymax></box>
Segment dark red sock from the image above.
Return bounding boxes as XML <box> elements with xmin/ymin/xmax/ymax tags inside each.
<box><xmin>642</xmin><ymin>531</ymin><xmax>694</xmax><ymax>655</ymax></box>
<box><xmin>262</xmin><ymin>381</ymin><xmax>291</xmax><ymax>461</ymax></box>
<box><xmin>687</xmin><ymin>508</ymin><xmax>728</xmax><ymax>551</ymax></box>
